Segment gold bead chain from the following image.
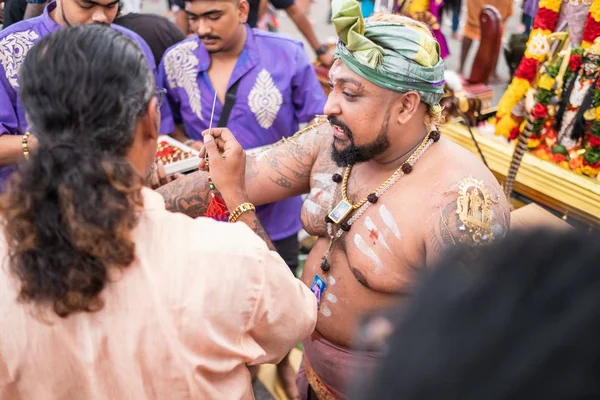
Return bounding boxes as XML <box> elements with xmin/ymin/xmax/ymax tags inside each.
<box><xmin>340</xmin><ymin>132</ymin><xmax>433</xmax><ymax>210</ymax></box>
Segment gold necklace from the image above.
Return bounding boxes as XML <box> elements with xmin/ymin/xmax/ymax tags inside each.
<box><xmin>326</xmin><ymin>132</ymin><xmax>435</xmax><ymax>226</ymax></box>
<box><xmin>320</xmin><ymin>130</ymin><xmax>440</xmax><ymax>272</ymax></box>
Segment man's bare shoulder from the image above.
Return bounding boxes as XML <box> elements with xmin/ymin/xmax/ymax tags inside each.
<box><xmin>421</xmin><ymin>137</ymin><xmax>511</xmax><ymax>263</ymax></box>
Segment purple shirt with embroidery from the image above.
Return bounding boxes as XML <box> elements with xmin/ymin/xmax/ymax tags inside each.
<box><xmin>159</xmin><ymin>27</ymin><xmax>326</xmax><ymax>241</ymax></box>
<box><xmin>0</xmin><ymin>2</ymin><xmax>157</xmax><ymax>191</ymax></box>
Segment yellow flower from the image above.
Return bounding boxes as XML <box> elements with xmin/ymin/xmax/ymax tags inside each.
<box><xmin>496</xmin><ymin>116</ymin><xmax>518</xmax><ymax>138</ymax></box>
<box><xmin>582</xmin><ymin>40</ymin><xmax>592</xmax><ymax>50</ymax></box>
<box><xmin>497</xmin><ymin>78</ymin><xmax>530</xmax><ymax>118</ymax></box>
<box><xmin>560</xmin><ymin>161</ymin><xmax>569</xmax><ymax>169</ymax></box>
<box><xmin>595</xmin><ymin>106</ymin><xmax>600</xmax><ymax>121</ymax></box>
<box><xmin>539</xmin><ymin>0</ymin><xmax>561</xmax><ymax>13</ymax></box>
<box><xmin>520</xmin><ymin>120</ymin><xmax>527</xmax><ymax>132</ymax></box>
<box><xmin>581</xmin><ymin>165</ymin><xmax>600</xmax><ymax>177</ymax></box>
<box><xmin>538</xmin><ymin>75</ymin><xmax>555</xmax><ymax>91</ymax></box>
<box><xmin>524</xmin><ymin>29</ymin><xmax>553</xmax><ymax>62</ymax></box>
<box><xmin>528</xmin><ymin>139</ymin><xmax>541</xmax><ymax>149</ymax></box>
<box><xmin>409</xmin><ymin>0</ymin><xmax>429</xmax><ymax>14</ymax></box>
<box><xmin>590</xmin><ymin>0</ymin><xmax>600</xmax><ymax>23</ymax></box>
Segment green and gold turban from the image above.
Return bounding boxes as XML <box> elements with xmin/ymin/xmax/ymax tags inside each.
<box><xmin>332</xmin><ymin>0</ymin><xmax>445</xmax><ymax>107</ymax></box>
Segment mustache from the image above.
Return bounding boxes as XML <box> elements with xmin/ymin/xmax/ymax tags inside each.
<box><xmin>327</xmin><ymin>116</ymin><xmax>353</xmax><ymax>139</ymax></box>
<box><xmin>198</xmin><ymin>35</ymin><xmax>221</xmax><ymax>41</ymax></box>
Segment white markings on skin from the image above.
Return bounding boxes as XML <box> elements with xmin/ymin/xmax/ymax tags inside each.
<box><xmin>328</xmin><ymin>59</ymin><xmax>342</xmax><ymax>83</ymax></box>
<box><xmin>326</xmin><ymin>293</ymin><xmax>337</xmax><ymax>303</ymax></box>
<box><xmin>328</xmin><ymin>276</ymin><xmax>336</xmax><ymax>286</ymax></box>
<box><xmin>310</xmin><ymin>187</ymin><xmax>333</xmax><ymax>202</ymax></box>
<box><xmin>364</xmin><ymin>216</ymin><xmax>391</xmax><ymax>252</ymax></box>
<box><xmin>379</xmin><ymin>205</ymin><xmax>401</xmax><ymax>239</ymax></box>
<box><xmin>314</xmin><ymin>173</ymin><xmax>333</xmax><ymax>186</ymax></box>
<box><xmin>304</xmin><ymin>199</ymin><xmax>322</xmax><ymax>215</ymax></box>
<box><xmin>321</xmin><ymin>304</ymin><xmax>332</xmax><ymax>317</ymax></box>
<box><xmin>354</xmin><ymin>234</ymin><xmax>384</xmax><ymax>271</ymax></box>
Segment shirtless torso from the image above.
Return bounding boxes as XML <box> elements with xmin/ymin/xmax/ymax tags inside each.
<box><xmin>299</xmin><ymin>123</ymin><xmax>510</xmax><ymax>346</ymax></box>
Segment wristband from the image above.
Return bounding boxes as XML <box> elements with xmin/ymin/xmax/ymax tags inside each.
<box><xmin>229</xmin><ymin>202</ymin><xmax>256</xmax><ymax>223</ymax></box>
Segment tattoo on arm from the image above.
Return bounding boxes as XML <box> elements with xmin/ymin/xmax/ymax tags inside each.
<box><xmin>156</xmin><ymin>172</ymin><xmax>212</xmax><ymax>218</ymax></box>
<box><xmin>158</xmin><ymin>120</ymin><xmax>329</xmax><ymax>217</ymax></box>
<box><xmin>427</xmin><ymin>178</ymin><xmax>510</xmax><ymax>261</ymax></box>
<box><xmin>238</xmin><ymin>213</ymin><xmax>276</xmax><ymax>251</ymax></box>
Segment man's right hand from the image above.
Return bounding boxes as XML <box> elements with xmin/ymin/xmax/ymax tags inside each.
<box><xmin>200</xmin><ymin>128</ymin><xmax>248</xmax><ymax>210</ymax></box>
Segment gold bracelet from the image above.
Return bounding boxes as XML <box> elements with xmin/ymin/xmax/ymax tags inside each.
<box><xmin>229</xmin><ymin>202</ymin><xmax>256</xmax><ymax>223</ymax></box>
<box><xmin>22</xmin><ymin>132</ymin><xmax>31</xmax><ymax>160</ymax></box>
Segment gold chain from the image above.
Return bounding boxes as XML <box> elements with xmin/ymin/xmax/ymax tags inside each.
<box><xmin>341</xmin><ymin>133</ymin><xmax>432</xmax><ymax>210</ymax></box>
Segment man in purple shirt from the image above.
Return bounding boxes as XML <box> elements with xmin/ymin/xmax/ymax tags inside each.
<box><xmin>0</xmin><ymin>0</ymin><xmax>156</xmax><ymax>191</ymax></box>
<box><xmin>158</xmin><ymin>0</ymin><xmax>325</xmax><ymax>396</ymax></box>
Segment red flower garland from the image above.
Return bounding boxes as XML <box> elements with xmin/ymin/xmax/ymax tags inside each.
<box><xmin>515</xmin><ymin>57</ymin><xmax>539</xmax><ymax>83</ymax></box>
<box><xmin>590</xmin><ymin>135</ymin><xmax>600</xmax><ymax>147</ymax></box>
<box><xmin>509</xmin><ymin>126</ymin><xmax>520</xmax><ymax>141</ymax></box>
<box><xmin>569</xmin><ymin>54</ymin><xmax>583</xmax><ymax>72</ymax></box>
<box><xmin>583</xmin><ymin>16</ymin><xmax>600</xmax><ymax>44</ymax></box>
<box><xmin>533</xmin><ymin>7</ymin><xmax>560</xmax><ymax>31</ymax></box>
<box><xmin>533</xmin><ymin>104</ymin><xmax>548</xmax><ymax>119</ymax></box>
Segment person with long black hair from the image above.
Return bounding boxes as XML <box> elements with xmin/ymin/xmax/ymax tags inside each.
<box><xmin>0</xmin><ymin>24</ymin><xmax>317</xmax><ymax>398</ymax></box>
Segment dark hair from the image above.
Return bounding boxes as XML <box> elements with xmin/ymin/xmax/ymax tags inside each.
<box><xmin>357</xmin><ymin>228</ymin><xmax>600</xmax><ymax>399</ymax></box>
<box><xmin>0</xmin><ymin>25</ymin><xmax>155</xmax><ymax>317</ymax></box>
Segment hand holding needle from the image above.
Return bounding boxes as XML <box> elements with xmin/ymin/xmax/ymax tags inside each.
<box><xmin>205</xmin><ymin>90</ymin><xmax>218</xmax><ymax>169</ymax></box>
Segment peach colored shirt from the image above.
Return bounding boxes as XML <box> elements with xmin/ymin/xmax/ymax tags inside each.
<box><xmin>0</xmin><ymin>188</ymin><xmax>317</xmax><ymax>399</ymax></box>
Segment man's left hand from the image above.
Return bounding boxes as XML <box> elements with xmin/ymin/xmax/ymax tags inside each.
<box><xmin>149</xmin><ymin>160</ymin><xmax>183</xmax><ymax>189</ymax></box>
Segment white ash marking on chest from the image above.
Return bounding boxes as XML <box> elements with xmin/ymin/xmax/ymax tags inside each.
<box><xmin>313</xmin><ymin>173</ymin><xmax>336</xmax><ymax>189</ymax></box>
<box><xmin>321</xmin><ymin>304</ymin><xmax>332</xmax><ymax>317</ymax></box>
<box><xmin>310</xmin><ymin>187</ymin><xmax>333</xmax><ymax>202</ymax></box>
<box><xmin>325</xmin><ymin>293</ymin><xmax>337</xmax><ymax>303</ymax></box>
<box><xmin>364</xmin><ymin>216</ymin><xmax>391</xmax><ymax>252</ymax></box>
<box><xmin>353</xmin><ymin>234</ymin><xmax>384</xmax><ymax>271</ymax></box>
<box><xmin>379</xmin><ymin>205</ymin><xmax>401</xmax><ymax>240</ymax></box>
<box><xmin>304</xmin><ymin>199</ymin><xmax>322</xmax><ymax>215</ymax></box>
<box><xmin>328</xmin><ymin>276</ymin><xmax>336</xmax><ymax>286</ymax></box>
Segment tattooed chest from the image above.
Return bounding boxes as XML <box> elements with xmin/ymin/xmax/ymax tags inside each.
<box><xmin>301</xmin><ymin>172</ymin><xmax>341</xmax><ymax>237</ymax></box>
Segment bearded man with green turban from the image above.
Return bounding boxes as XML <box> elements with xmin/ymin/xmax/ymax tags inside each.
<box><xmin>157</xmin><ymin>1</ymin><xmax>510</xmax><ymax>398</ymax></box>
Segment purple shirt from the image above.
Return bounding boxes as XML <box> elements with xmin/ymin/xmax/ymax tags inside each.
<box><xmin>159</xmin><ymin>27</ymin><xmax>326</xmax><ymax>241</ymax></box>
<box><xmin>0</xmin><ymin>2</ymin><xmax>157</xmax><ymax>191</ymax></box>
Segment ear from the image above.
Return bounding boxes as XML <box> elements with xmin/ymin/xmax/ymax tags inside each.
<box><xmin>238</xmin><ymin>0</ymin><xmax>249</xmax><ymax>24</ymax></box>
<box><xmin>142</xmin><ymin>97</ymin><xmax>160</xmax><ymax>141</ymax></box>
<box><xmin>394</xmin><ymin>91</ymin><xmax>421</xmax><ymax>126</ymax></box>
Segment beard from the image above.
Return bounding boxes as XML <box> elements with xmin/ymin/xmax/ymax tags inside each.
<box><xmin>328</xmin><ymin>109</ymin><xmax>391</xmax><ymax>167</ymax></box>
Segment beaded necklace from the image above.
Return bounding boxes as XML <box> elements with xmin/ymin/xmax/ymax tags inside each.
<box><xmin>319</xmin><ymin>130</ymin><xmax>440</xmax><ymax>272</ymax></box>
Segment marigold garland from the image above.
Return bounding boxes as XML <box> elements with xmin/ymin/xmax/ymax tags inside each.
<box><xmin>496</xmin><ymin>0</ymin><xmax>562</xmax><ymax>138</ymax></box>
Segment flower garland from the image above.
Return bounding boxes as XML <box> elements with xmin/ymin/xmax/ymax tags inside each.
<box><xmin>583</xmin><ymin>0</ymin><xmax>600</xmax><ymax>48</ymax></box>
<box><xmin>583</xmin><ymin>78</ymin><xmax>600</xmax><ymax>177</ymax></box>
<box><xmin>495</xmin><ymin>0</ymin><xmax>562</xmax><ymax>138</ymax></box>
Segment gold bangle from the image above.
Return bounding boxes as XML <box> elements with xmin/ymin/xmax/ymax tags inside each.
<box><xmin>22</xmin><ymin>132</ymin><xmax>30</xmax><ymax>160</ymax></box>
<box><xmin>229</xmin><ymin>202</ymin><xmax>256</xmax><ymax>223</ymax></box>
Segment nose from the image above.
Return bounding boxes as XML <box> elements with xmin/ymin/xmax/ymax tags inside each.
<box><xmin>91</xmin><ymin>9</ymin><xmax>108</xmax><ymax>24</ymax></box>
<box><xmin>323</xmin><ymin>91</ymin><xmax>341</xmax><ymax>116</ymax></box>
<box><xmin>196</xmin><ymin>19</ymin><xmax>211</xmax><ymax>37</ymax></box>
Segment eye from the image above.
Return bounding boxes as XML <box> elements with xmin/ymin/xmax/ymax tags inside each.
<box><xmin>208</xmin><ymin>14</ymin><xmax>221</xmax><ymax>21</ymax></box>
<box><xmin>188</xmin><ymin>15</ymin><xmax>198</xmax><ymax>21</ymax></box>
<box><xmin>106</xmin><ymin>3</ymin><xmax>117</xmax><ymax>8</ymax></box>
<box><xmin>343</xmin><ymin>92</ymin><xmax>357</xmax><ymax>99</ymax></box>
<box><xmin>80</xmin><ymin>3</ymin><xmax>93</xmax><ymax>9</ymax></box>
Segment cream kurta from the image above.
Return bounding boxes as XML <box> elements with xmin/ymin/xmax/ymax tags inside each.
<box><xmin>0</xmin><ymin>188</ymin><xmax>317</xmax><ymax>399</ymax></box>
